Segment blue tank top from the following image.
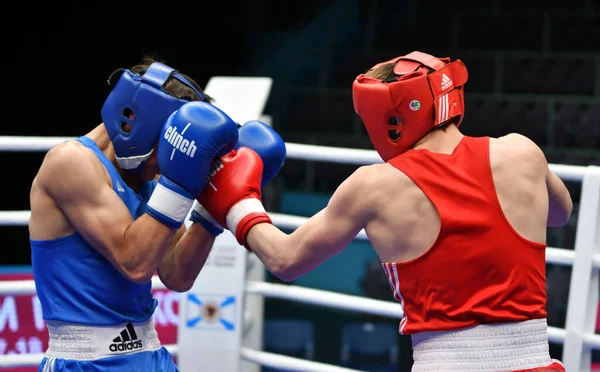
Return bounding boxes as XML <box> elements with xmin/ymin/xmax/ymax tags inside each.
<box><xmin>30</xmin><ymin>136</ymin><xmax>158</xmax><ymax>325</ymax></box>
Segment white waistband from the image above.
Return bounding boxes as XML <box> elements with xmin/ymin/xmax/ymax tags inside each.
<box><xmin>45</xmin><ymin>319</ymin><xmax>161</xmax><ymax>360</ymax></box>
<box><xmin>411</xmin><ymin>318</ymin><xmax>551</xmax><ymax>372</ymax></box>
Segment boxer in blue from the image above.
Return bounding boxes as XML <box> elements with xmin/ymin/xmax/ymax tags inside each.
<box><xmin>28</xmin><ymin>57</ymin><xmax>286</xmax><ymax>371</ymax></box>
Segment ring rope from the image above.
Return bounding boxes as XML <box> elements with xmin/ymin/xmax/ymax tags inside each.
<box><xmin>0</xmin><ymin>135</ymin><xmax>588</xmax><ymax>181</ymax></box>
<box><xmin>0</xmin><ymin>210</ymin><xmax>595</xmax><ymax>268</ymax></box>
<box><xmin>239</xmin><ymin>346</ymin><xmax>363</xmax><ymax>372</ymax></box>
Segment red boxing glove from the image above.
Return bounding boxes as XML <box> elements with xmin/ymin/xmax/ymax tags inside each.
<box><xmin>197</xmin><ymin>147</ymin><xmax>272</xmax><ymax>249</ymax></box>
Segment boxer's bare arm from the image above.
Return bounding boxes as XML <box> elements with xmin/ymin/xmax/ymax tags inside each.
<box><xmin>36</xmin><ymin>142</ymin><xmax>179</xmax><ymax>284</ymax></box>
<box><xmin>505</xmin><ymin>133</ymin><xmax>572</xmax><ymax>227</ymax></box>
<box><xmin>148</xmin><ymin>173</ymin><xmax>215</xmax><ymax>292</ymax></box>
<box><xmin>546</xmin><ymin>169</ymin><xmax>573</xmax><ymax>227</ymax></box>
<box><xmin>246</xmin><ymin>167</ymin><xmax>373</xmax><ymax>281</ymax></box>
<box><xmin>157</xmin><ymin>224</ymin><xmax>215</xmax><ymax>292</ymax></box>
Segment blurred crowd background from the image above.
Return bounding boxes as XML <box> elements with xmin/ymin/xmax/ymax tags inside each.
<box><xmin>1</xmin><ymin>0</ymin><xmax>599</xmax><ymax>370</ymax></box>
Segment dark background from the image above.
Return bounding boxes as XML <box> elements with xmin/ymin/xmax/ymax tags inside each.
<box><xmin>0</xmin><ymin>0</ymin><xmax>327</xmax><ymax>262</ymax></box>
<box><xmin>1</xmin><ymin>0</ymin><xmax>600</xmax><ymax>370</ymax></box>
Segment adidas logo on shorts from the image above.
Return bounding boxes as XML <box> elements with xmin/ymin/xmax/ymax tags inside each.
<box><xmin>441</xmin><ymin>73</ymin><xmax>453</xmax><ymax>91</ymax></box>
<box><xmin>109</xmin><ymin>322</ymin><xmax>143</xmax><ymax>353</ymax></box>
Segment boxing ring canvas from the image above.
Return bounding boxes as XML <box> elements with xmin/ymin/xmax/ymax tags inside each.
<box><xmin>0</xmin><ymin>77</ymin><xmax>600</xmax><ymax>371</ymax></box>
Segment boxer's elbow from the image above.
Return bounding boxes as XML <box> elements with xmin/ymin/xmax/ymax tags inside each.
<box><xmin>259</xmin><ymin>249</ymin><xmax>299</xmax><ymax>282</ymax></box>
<box><xmin>261</xmin><ymin>256</ymin><xmax>294</xmax><ymax>282</ymax></box>
<box><xmin>155</xmin><ymin>264</ymin><xmax>195</xmax><ymax>292</ymax></box>
<box><xmin>174</xmin><ymin>281</ymin><xmax>194</xmax><ymax>293</ymax></box>
<box><xmin>121</xmin><ymin>262</ymin><xmax>157</xmax><ymax>285</ymax></box>
<box><xmin>125</xmin><ymin>270</ymin><xmax>155</xmax><ymax>285</ymax></box>
<box><xmin>268</xmin><ymin>253</ymin><xmax>305</xmax><ymax>282</ymax></box>
<box><xmin>162</xmin><ymin>277</ymin><xmax>194</xmax><ymax>293</ymax></box>
<box><xmin>547</xmin><ymin>193</ymin><xmax>573</xmax><ymax>227</ymax></box>
<box><xmin>546</xmin><ymin>172</ymin><xmax>573</xmax><ymax>227</ymax></box>
<box><xmin>547</xmin><ymin>203</ymin><xmax>573</xmax><ymax>227</ymax></box>
<box><xmin>270</xmin><ymin>266</ymin><xmax>300</xmax><ymax>282</ymax></box>
<box><xmin>111</xmin><ymin>247</ymin><xmax>159</xmax><ymax>284</ymax></box>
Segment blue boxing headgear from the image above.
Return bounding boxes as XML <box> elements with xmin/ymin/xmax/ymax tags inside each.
<box><xmin>101</xmin><ymin>62</ymin><xmax>206</xmax><ymax>170</ymax></box>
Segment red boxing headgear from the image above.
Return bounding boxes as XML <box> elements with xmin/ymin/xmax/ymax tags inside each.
<box><xmin>352</xmin><ymin>51</ymin><xmax>468</xmax><ymax>162</ymax></box>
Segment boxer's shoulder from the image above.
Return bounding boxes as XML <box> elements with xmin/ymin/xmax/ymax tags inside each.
<box><xmin>43</xmin><ymin>140</ymin><xmax>98</xmax><ymax>166</ymax></box>
<box><xmin>490</xmin><ymin>133</ymin><xmax>547</xmax><ymax>168</ymax></box>
<box><xmin>346</xmin><ymin>163</ymin><xmax>413</xmax><ymax>188</ymax></box>
<box><xmin>336</xmin><ymin>163</ymin><xmax>411</xmax><ymax>207</ymax></box>
<box><xmin>37</xmin><ymin>140</ymin><xmax>109</xmax><ymax>190</ymax></box>
<box><xmin>492</xmin><ymin>133</ymin><xmax>543</xmax><ymax>154</ymax></box>
<box><xmin>345</xmin><ymin>164</ymin><xmax>384</xmax><ymax>188</ymax></box>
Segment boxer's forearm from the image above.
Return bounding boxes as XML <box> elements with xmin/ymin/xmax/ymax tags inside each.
<box><xmin>246</xmin><ymin>223</ymin><xmax>297</xmax><ymax>280</ymax></box>
<box><xmin>103</xmin><ymin>214</ymin><xmax>177</xmax><ymax>284</ymax></box>
<box><xmin>157</xmin><ymin>223</ymin><xmax>215</xmax><ymax>292</ymax></box>
<box><xmin>246</xmin><ymin>209</ymin><xmax>348</xmax><ymax>282</ymax></box>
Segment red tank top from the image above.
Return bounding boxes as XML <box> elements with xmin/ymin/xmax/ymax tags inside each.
<box><xmin>383</xmin><ymin>136</ymin><xmax>547</xmax><ymax>335</ymax></box>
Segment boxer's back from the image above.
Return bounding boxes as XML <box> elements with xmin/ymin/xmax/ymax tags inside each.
<box><xmin>358</xmin><ymin>132</ymin><xmax>556</xmax><ymax>370</ymax></box>
<box><xmin>365</xmin><ymin>132</ymin><xmax>548</xmax><ymax>264</ymax></box>
<box><xmin>361</xmin><ymin>133</ymin><xmax>548</xmax><ymax>332</ymax></box>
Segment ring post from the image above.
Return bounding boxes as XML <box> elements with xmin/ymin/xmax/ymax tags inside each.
<box><xmin>562</xmin><ymin>165</ymin><xmax>600</xmax><ymax>371</ymax></box>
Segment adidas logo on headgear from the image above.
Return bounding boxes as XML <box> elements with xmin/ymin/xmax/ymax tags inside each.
<box><xmin>109</xmin><ymin>322</ymin><xmax>143</xmax><ymax>353</ymax></box>
<box><xmin>441</xmin><ymin>73</ymin><xmax>453</xmax><ymax>91</ymax></box>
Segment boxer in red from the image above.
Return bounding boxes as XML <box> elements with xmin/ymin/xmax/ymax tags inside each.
<box><xmin>196</xmin><ymin>51</ymin><xmax>573</xmax><ymax>371</ymax></box>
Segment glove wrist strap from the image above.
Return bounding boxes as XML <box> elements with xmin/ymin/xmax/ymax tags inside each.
<box><xmin>146</xmin><ymin>180</ymin><xmax>194</xmax><ymax>229</ymax></box>
<box><xmin>226</xmin><ymin>198</ymin><xmax>266</xmax><ymax>235</ymax></box>
<box><xmin>236</xmin><ymin>213</ymin><xmax>272</xmax><ymax>251</ymax></box>
<box><xmin>190</xmin><ymin>200</ymin><xmax>224</xmax><ymax>236</ymax></box>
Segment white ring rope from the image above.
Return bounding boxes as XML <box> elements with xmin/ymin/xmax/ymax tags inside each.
<box><xmin>0</xmin><ymin>353</ymin><xmax>43</xmax><ymax>368</ymax></box>
<box><xmin>240</xmin><ymin>346</ymin><xmax>363</xmax><ymax>372</ymax></box>
<box><xmin>0</xmin><ymin>135</ymin><xmax>588</xmax><ymax>181</ymax></box>
<box><xmin>246</xmin><ymin>281</ymin><xmax>402</xmax><ymax>318</ymax></box>
<box><xmin>0</xmin><ymin>210</ymin><xmax>596</xmax><ymax>269</ymax></box>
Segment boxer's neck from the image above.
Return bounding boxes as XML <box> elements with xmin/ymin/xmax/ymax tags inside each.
<box><xmin>411</xmin><ymin>124</ymin><xmax>464</xmax><ymax>155</ymax></box>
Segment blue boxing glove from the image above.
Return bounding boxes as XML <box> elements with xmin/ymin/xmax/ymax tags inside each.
<box><xmin>236</xmin><ymin>120</ymin><xmax>286</xmax><ymax>187</ymax></box>
<box><xmin>190</xmin><ymin>119</ymin><xmax>286</xmax><ymax>236</ymax></box>
<box><xmin>146</xmin><ymin>101</ymin><xmax>239</xmax><ymax>229</ymax></box>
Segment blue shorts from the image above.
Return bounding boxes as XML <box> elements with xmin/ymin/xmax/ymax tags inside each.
<box><xmin>38</xmin><ymin>347</ymin><xmax>178</xmax><ymax>372</ymax></box>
